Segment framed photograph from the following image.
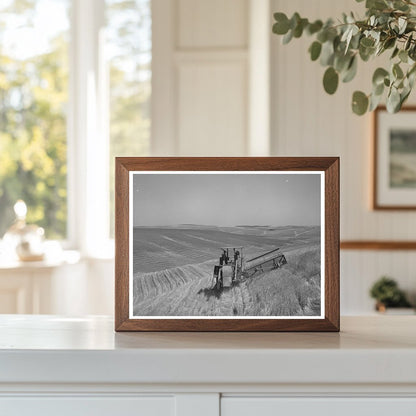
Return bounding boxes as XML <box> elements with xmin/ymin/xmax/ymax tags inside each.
<box><xmin>115</xmin><ymin>157</ymin><xmax>339</xmax><ymax>332</ymax></box>
<box><xmin>374</xmin><ymin>106</ymin><xmax>416</xmax><ymax>209</ymax></box>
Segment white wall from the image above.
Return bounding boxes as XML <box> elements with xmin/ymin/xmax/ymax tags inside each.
<box><xmin>152</xmin><ymin>0</ymin><xmax>271</xmax><ymax>156</ymax></box>
<box><xmin>18</xmin><ymin>0</ymin><xmax>415</xmax><ymax>317</ymax></box>
<box><xmin>271</xmin><ymin>0</ymin><xmax>416</xmax><ymax>313</ymax></box>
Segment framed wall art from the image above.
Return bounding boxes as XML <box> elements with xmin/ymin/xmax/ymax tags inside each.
<box><xmin>115</xmin><ymin>157</ymin><xmax>339</xmax><ymax>332</ymax></box>
<box><xmin>374</xmin><ymin>106</ymin><xmax>416</xmax><ymax>210</ymax></box>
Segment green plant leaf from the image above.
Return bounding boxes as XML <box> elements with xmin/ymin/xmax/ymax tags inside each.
<box><xmin>334</xmin><ymin>52</ymin><xmax>352</xmax><ymax>72</ymax></box>
<box><xmin>399</xmin><ymin>49</ymin><xmax>408</xmax><ymax>63</ymax></box>
<box><xmin>398</xmin><ymin>16</ymin><xmax>407</xmax><ymax>34</ymax></box>
<box><xmin>372</xmin><ymin>67</ymin><xmax>389</xmax><ymax>86</ymax></box>
<box><xmin>290</xmin><ymin>12</ymin><xmax>301</xmax><ymax>30</ymax></box>
<box><xmin>273</xmin><ymin>13</ymin><xmax>290</xmax><ymax>34</ymax></box>
<box><xmin>383</xmin><ymin>37</ymin><xmax>396</xmax><ymax>50</ymax></box>
<box><xmin>374</xmin><ymin>82</ymin><xmax>385</xmax><ymax>96</ymax></box>
<box><xmin>405</xmin><ymin>34</ymin><xmax>413</xmax><ymax>50</ymax></box>
<box><xmin>360</xmin><ymin>37</ymin><xmax>375</xmax><ymax>48</ymax></box>
<box><xmin>323</xmin><ymin>67</ymin><xmax>339</xmax><ymax>94</ymax></box>
<box><xmin>391</xmin><ymin>47</ymin><xmax>399</xmax><ymax>59</ymax></box>
<box><xmin>359</xmin><ymin>41</ymin><xmax>375</xmax><ymax>61</ymax></box>
<box><xmin>320</xmin><ymin>40</ymin><xmax>335</xmax><ymax>66</ymax></box>
<box><xmin>401</xmin><ymin>87</ymin><xmax>411</xmax><ymax>106</ymax></box>
<box><xmin>317</xmin><ymin>29</ymin><xmax>328</xmax><ymax>43</ymax></box>
<box><xmin>352</xmin><ymin>91</ymin><xmax>369</xmax><ymax>115</ymax></box>
<box><xmin>366</xmin><ymin>0</ymin><xmax>387</xmax><ymax>7</ymax></box>
<box><xmin>369</xmin><ymin>92</ymin><xmax>383</xmax><ymax>111</ymax></box>
<box><xmin>393</xmin><ymin>63</ymin><xmax>404</xmax><ymax>79</ymax></box>
<box><xmin>393</xmin><ymin>0</ymin><xmax>410</xmax><ymax>12</ymax></box>
<box><xmin>309</xmin><ymin>41</ymin><xmax>322</xmax><ymax>61</ymax></box>
<box><xmin>293</xmin><ymin>17</ymin><xmax>309</xmax><ymax>38</ymax></box>
<box><xmin>307</xmin><ymin>20</ymin><xmax>323</xmax><ymax>35</ymax></box>
<box><xmin>282</xmin><ymin>29</ymin><xmax>293</xmax><ymax>44</ymax></box>
<box><xmin>271</xmin><ymin>2</ymin><xmax>416</xmax><ymax>115</ymax></box>
<box><xmin>342</xmin><ymin>56</ymin><xmax>358</xmax><ymax>82</ymax></box>
<box><xmin>387</xmin><ymin>87</ymin><xmax>401</xmax><ymax>112</ymax></box>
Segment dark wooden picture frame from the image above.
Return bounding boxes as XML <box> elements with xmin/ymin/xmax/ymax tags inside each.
<box><xmin>115</xmin><ymin>157</ymin><xmax>339</xmax><ymax>332</ymax></box>
<box><xmin>373</xmin><ymin>106</ymin><xmax>416</xmax><ymax>210</ymax></box>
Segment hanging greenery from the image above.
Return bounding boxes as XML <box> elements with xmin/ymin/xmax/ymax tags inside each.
<box><xmin>272</xmin><ymin>0</ymin><xmax>416</xmax><ymax>115</ymax></box>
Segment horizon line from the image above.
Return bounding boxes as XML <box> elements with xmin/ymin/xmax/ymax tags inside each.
<box><xmin>133</xmin><ymin>224</ymin><xmax>321</xmax><ymax>228</ymax></box>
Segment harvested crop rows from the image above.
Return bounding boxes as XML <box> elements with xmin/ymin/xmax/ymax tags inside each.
<box><xmin>132</xmin><ymin>225</ymin><xmax>321</xmax><ymax>317</ymax></box>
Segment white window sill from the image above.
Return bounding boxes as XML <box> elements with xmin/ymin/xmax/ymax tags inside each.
<box><xmin>0</xmin><ymin>249</ymin><xmax>81</xmax><ymax>271</ymax></box>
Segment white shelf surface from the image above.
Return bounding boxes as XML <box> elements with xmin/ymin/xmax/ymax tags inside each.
<box><xmin>0</xmin><ymin>315</ymin><xmax>415</xmax><ymax>387</ymax></box>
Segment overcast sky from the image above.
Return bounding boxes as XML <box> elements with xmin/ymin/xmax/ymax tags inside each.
<box><xmin>132</xmin><ymin>173</ymin><xmax>321</xmax><ymax>227</ymax></box>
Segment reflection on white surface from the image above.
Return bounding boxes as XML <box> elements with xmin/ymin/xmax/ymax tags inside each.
<box><xmin>0</xmin><ymin>242</ymin><xmax>80</xmax><ymax>269</ymax></box>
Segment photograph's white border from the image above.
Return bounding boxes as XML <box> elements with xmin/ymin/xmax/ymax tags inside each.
<box><xmin>129</xmin><ymin>171</ymin><xmax>325</xmax><ymax>319</ymax></box>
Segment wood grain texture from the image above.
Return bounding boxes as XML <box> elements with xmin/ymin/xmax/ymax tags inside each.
<box><xmin>373</xmin><ymin>106</ymin><xmax>416</xmax><ymax>210</ymax></box>
<box><xmin>341</xmin><ymin>241</ymin><xmax>416</xmax><ymax>250</ymax></box>
<box><xmin>115</xmin><ymin>157</ymin><xmax>340</xmax><ymax>332</ymax></box>
<box><xmin>114</xmin><ymin>160</ymin><xmax>130</xmax><ymax>330</ymax></box>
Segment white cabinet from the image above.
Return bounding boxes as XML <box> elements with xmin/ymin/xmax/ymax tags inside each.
<box><xmin>0</xmin><ymin>255</ymin><xmax>114</xmax><ymax>315</ymax></box>
<box><xmin>1</xmin><ymin>397</ymin><xmax>175</xmax><ymax>416</ymax></box>
<box><xmin>222</xmin><ymin>398</ymin><xmax>416</xmax><ymax>416</ymax></box>
<box><xmin>1</xmin><ymin>316</ymin><xmax>416</xmax><ymax>416</ymax></box>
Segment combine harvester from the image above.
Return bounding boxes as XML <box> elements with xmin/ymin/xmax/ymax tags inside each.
<box><xmin>212</xmin><ymin>246</ymin><xmax>287</xmax><ymax>290</ymax></box>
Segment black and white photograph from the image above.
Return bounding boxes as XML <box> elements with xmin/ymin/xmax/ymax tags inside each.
<box><xmin>130</xmin><ymin>172</ymin><xmax>324</xmax><ymax>319</ymax></box>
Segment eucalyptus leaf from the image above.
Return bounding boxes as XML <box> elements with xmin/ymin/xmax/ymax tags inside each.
<box><xmin>383</xmin><ymin>37</ymin><xmax>396</xmax><ymax>50</ymax></box>
<box><xmin>334</xmin><ymin>52</ymin><xmax>352</xmax><ymax>72</ymax></box>
<box><xmin>342</xmin><ymin>56</ymin><xmax>358</xmax><ymax>82</ymax></box>
<box><xmin>272</xmin><ymin>2</ymin><xmax>416</xmax><ymax>115</ymax></box>
<box><xmin>282</xmin><ymin>29</ymin><xmax>294</xmax><ymax>44</ymax></box>
<box><xmin>360</xmin><ymin>37</ymin><xmax>375</xmax><ymax>48</ymax></box>
<box><xmin>323</xmin><ymin>67</ymin><xmax>339</xmax><ymax>94</ymax></box>
<box><xmin>393</xmin><ymin>63</ymin><xmax>404</xmax><ymax>79</ymax></box>
<box><xmin>391</xmin><ymin>47</ymin><xmax>399</xmax><ymax>59</ymax></box>
<box><xmin>307</xmin><ymin>20</ymin><xmax>323</xmax><ymax>35</ymax></box>
<box><xmin>409</xmin><ymin>44</ymin><xmax>416</xmax><ymax>60</ymax></box>
<box><xmin>408</xmin><ymin>71</ymin><xmax>416</xmax><ymax>88</ymax></box>
<box><xmin>320</xmin><ymin>40</ymin><xmax>335</xmax><ymax>66</ymax></box>
<box><xmin>399</xmin><ymin>49</ymin><xmax>408</xmax><ymax>63</ymax></box>
<box><xmin>387</xmin><ymin>87</ymin><xmax>401</xmax><ymax>112</ymax></box>
<box><xmin>273</xmin><ymin>13</ymin><xmax>290</xmax><ymax>35</ymax></box>
<box><xmin>401</xmin><ymin>87</ymin><xmax>411</xmax><ymax>106</ymax></box>
<box><xmin>293</xmin><ymin>18</ymin><xmax>308</xmax><ymax>38</ymax></box>
<box><xmin>309</xmin><ymin>41</ymin><xmax>322</xmax><ymax>61</ymax></box>
<box><xmin>366</xmin><ymin>0</ymin><xmax>388</xmax><ymax>10</ymax></box>
<box><xmin>398</xmin><ymin>17</ymin><xmax>407</xmax><ymax>34</ymax></box>
<box><xmin>359</xmin><ymin>44</ymin><xmax>375</xmax><ymax>61</ymax></box>
<box><xmin>405</xmin><ymin>33</ymin><xmax>413</xmax><ymax>50</ymax></box>
<box><xmin>317</xmin><ymin>29</ymin><xmax>329</xmax><ymax>43</ymax></box>
<box><xmin>393</xmin><ymin>0</ymin><xmax>410</xmax><ymax>11</ymax></box>
<box><xmin>372</xmin><ymin>68</ymin><xmax>389</xmax><ymax>86</ymax></box>
<box><xmin>369</xmin><ymin>92</ymin><xmax>383</xmax><ymax>111</ymax></box>
<box><xmin>352</xmin><ymin>91</ymin><xmax>369</xmax><ymax>115</ymax></box>
<box><xmin>373</xmin><ymin>82</ymin><xmax>385</xmax><ymax>96</ymax></box>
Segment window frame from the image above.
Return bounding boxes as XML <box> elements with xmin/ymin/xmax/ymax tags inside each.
<box><xmin>1</xmin><ymin>0</ymin><xmax>153</xmax><ymax>258</ymax></box>
<box><xmin>67</xmin><ymin>0</ymin><xmax>113</xmax><ymax>257</ymax></box>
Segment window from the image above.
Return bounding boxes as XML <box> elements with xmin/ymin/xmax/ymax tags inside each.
<box><xmin>0</xmin><ymin>0</ymin><xmax>70</xmax><ymax>239</ymax></box>
<box><xmin>106</xmin><ymin>0</ymin><xmax>151</xmax><ymax>237</ymax></box>
<box><xmin>0</xmin><ymin>0</ymin><xmax>151</xmax><ymax>251</ymax></box>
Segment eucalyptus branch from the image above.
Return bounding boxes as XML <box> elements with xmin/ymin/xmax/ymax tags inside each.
<box><xmin>272</xmin><ymin>0</ymin><xmax>416</xmax><ymax>115</ymax></box>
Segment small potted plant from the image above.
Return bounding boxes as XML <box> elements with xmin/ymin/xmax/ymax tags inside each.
<box><xmin>370</xmin><ymin>276</ymin><xmax>413</xmax><ymax>313</ymax></box>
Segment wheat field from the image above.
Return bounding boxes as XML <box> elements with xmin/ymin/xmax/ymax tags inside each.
<box><xmin>132</xmin><ymin>225</ymin><xmax>321</xmax><ymax>317</ymax></box>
